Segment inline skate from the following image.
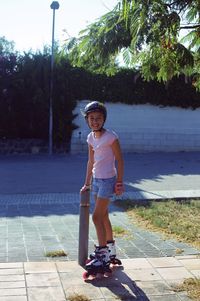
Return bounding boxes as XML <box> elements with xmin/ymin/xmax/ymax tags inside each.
<box><xmin>86</xmin><ymin>240</ymin><xmax>122</xmax><ymax>267</ymax></box>
<box><xmin>83</xmin><ymin>246</ymin><xmax>111</xmax><ymax>280</ymax></box>
<box><xmin>107</xmin><ymin>240</ymin><xmax>122</xmax><ymax>266</ymax></box>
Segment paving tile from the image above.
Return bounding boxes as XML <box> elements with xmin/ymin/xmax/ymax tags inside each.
<box><xmin>79</xmin><ymin>269</ymin><xmax>134</xmax><ymax>288</ymax></box>
<box><xmin>27</xmin><ymin>287</ymin><xmax>65</xmax><ymax>301</ymax></box>
<box><xmin>64</xmin><ymin>284</ymin><xmax>104</xmax><ymax>300</ymax></box>
<box><xmin>121</xmin><ymin>258</ymin><xmax>152</xmax><ymax>269</ymax></box>
<box><xmin>135</xmin><ymin>280</ymin><xmax>175</xmax><ymax>296</ymax></box>
<box><xmin>177</xmin><ymin>292</ymin><xmax>193</xmax><ymax>301</ymax></box>
<box><xmin>166</xmin><ymin>278</ymin><xmax>187</xmax><ymax>288</ymax></box>
<box><xmin>126</xmin><ymin>268</ymin><xmax>162</xmax><ymax>281</ymax></box>
<box><xmin>148</xmin><ymin>295</ymin><xmax>181</xmax><ymax>301</ymax></box>
<box><xmin>0</xmin><ymin>263</ymin><xmax>23</xmax><ymax>269</ymax></box>
<box><xmin>0</xmin><ymin>269</ymin><xmax>24</xmax><ymax>275</ymax></box>
<box><xmin>0</xmin><ymin>281</ymin><xmax>25</xmax><ymax>289</ymax></box>
<box><xmin>0</xmin><ymin>297</ymin><xmax>27</xmax><ymax>301</ymax></box>
<box><xmin>60</xmin><ymin>272</ymin><xmax>87</xmax><ymax>286</ymax></box>
<box><xmin>157</xmin><ymin>267</ymin><xmax>193</xmax><ymax>280</ymax></box>
<box><xmin>147</xmin><ymin>257</ymin><xmax>183</xmax><ymax>268</ymax></box>
<box><xmin>26</xmin><ymin>256</ymin><xmax>47</xmax><ymax>262</ymax></box>
<box><xmin>104</xmin><ymin>296</ymin><xmax>145</xmax><ymax>301</ymax></box>
<box><xmin>0</xmin><ymin>275</ymin><xmax>25</xmax><ymax>282</ymax></box>
<box><xmin>24</xmin><ymin>262</ymin><xmax>57</xmax><ymax>274</ymax></box>
<box><xmin>7</xmin><ymin>257</ymin><xmax>28</xmax><ymax>263</ymax></box>
<box><xmin>176</xmin><ymin>255</ymin><xmax>199</xmax><ymax>260</ymax></box>
<box><xmin>100</xmin><ymin>282</ymin><xmax>140</xmax><ymax>300</ymax></box>
<box><xmin>0</xmin><ymin>288</ymin><xmax>26</xmax><ymax>296</ymax></box>
<box><xmin>56</xmin><ymin>261</ymin><xmax>84</xmax><ymax>273</ymax></box>
<box><xmin>190</xmin><ymin>270</ymin><xmax>200</xmax><ymax>277</ymax></box>
<box><xmin>26</xmin><ymin>273</ymin><xmax>60</xmax><ymax>287</ymax></box>
<box><xmin>179</xmin><ymin>258</ymin><xmax>200</xmax><ymax>270</ymax></box>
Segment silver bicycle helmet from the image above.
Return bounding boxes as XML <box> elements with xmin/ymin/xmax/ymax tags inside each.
<box><xmin>83</xmin><ymin>101</ymin><xmax>107</xmax><ymax>121</ymax></box>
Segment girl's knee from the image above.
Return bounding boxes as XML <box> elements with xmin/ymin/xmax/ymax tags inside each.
<box><xmin>92</xmin><ymin>212</ymin><xmax>103</xmax><ymax>225</ymax></box>
<box><xmin>92</xmin><ymin>212</ymin><xmax>98</xmax><ymax>224</ymax></box>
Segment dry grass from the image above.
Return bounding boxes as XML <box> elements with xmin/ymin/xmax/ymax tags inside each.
<box><xmin>112</xmin><ymin>225</ymin><xmax>130</xmax><ymax>237</ymax></box>
<box><xmin>173</xmin><ymin>277</ymin><xmax>200</xmax><ymax>301</ymax></box>
<box><xmin>114</xmin><ymin>199</ymin><xmax>200</xmax><ymax>249</ymax></box>
<box><xmin>45</xmin><ymin>250</ymin><xmax>68</xmax><ymax>257</ymax></box>
<box><xmin>67</xmin><ymin>293</ymin><xmax>91</xmax><ymax>301</ymax></box>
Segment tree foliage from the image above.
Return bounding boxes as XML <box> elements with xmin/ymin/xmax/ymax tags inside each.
<box><xmin>0</xmin><ymin>38</ymin><xmax>78</xmax><ymax>148</ymax></box>
<box><xmin>0</xmin><ymin>35</ymin><xmax>200</xmax><ymax>152</ymax></box>
<box><xmin>66</xmin><ymin>0</ymin><xmax>200</xmax><ymax>90</ymax></box>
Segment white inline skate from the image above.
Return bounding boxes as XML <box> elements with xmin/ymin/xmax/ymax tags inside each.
<box><xmin>86</xmin><ymin>240</ymin><xmax>122</xmax><ymax>267</ymax></box>
<box><xmin>83</xmin><ymin>246</ymin><xmax>111</xmax><ymax>280</ymax></box>
<box><xmin>107</xmin><ymin>240</ymin><xmax>122</xmax><ymax>266</ymax></box>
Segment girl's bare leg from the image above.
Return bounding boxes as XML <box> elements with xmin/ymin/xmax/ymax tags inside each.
<box><xmin>103</xmin><ymin>208</ymin><xmax>113</xmax><ymax>242</ymax></box>
<box><xmin>92</xmin><ymin>197</ymin><xmax>111</xmax><ymax>246</ymax></box>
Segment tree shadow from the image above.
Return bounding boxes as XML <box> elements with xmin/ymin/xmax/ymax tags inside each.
<box><xmin>0</xmin><ymin>152</ymin><xmax>200</xmax><ymax>195</ymax></box>
<box><xmin>123</xmin><ymin>152</ymin><xmax>200</xmax><ymax>190</ymax></box>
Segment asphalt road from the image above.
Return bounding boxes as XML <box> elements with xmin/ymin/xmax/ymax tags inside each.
<box><xmin>0</xmin><ymin>152</ymin><xmax>200</xmax><ymax>194</ymax></box>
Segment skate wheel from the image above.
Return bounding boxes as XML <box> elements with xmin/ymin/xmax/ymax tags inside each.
<box><xmin>111</xmin><ymin>258</ymin><xmax>122</xmax><ymax>266</ymax></box>
<box><xmin>83</xmin><ymin>271</ymin><xmax>96</xmax><ymax>281</ymax></box>
<box><xmin>83</xmin><ymin>271</ymin><xmax>89</xmax><ymax>280</ymax></box>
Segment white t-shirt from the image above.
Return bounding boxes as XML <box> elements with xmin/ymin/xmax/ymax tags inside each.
<box><xmin>87</xmin><ymin>129</ymin><xmax>118</xmax><ymax>179</ymax></box>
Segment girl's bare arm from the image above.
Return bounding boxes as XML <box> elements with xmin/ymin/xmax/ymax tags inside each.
<box><xmin>80</xmin><ymin>144</ymin><xmax>94</xmax><ymax>191</ymax></box>
<box><xmin>111</xmin><ymin>139</ymin><xmax>124</xmax><ymax>183</ymax></box>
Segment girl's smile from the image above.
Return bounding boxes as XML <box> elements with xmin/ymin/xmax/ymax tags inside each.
<box><xmin>87</xmin><ymin>112</ymin><xmax>104</xmax><ymax>131</ymax></box>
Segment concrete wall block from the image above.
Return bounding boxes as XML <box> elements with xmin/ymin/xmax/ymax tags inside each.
<box><xmin>194</xmin><ymin>140</ymin><xmax>200</xmax><ymax>146</ymax></box>
<box><xmin>71</xmin><ymin>101</ymin><xmax>200</xmax><ymax>153</ymax></box>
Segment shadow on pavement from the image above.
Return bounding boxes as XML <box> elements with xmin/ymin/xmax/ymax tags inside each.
<box><xmin>88</xmin><ymin>266</ymin><xmax>150</xmax><ymax>300</ymax></box>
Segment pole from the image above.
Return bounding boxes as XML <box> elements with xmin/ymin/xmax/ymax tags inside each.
<box><xmin>49</xmin><ymin>2</ymin><xmax>59</xmax><ymax>155</ymax></box>
<box><xmin>49</xmin><ymin>9</ymin><xmax>55</xmax><ymax>155</ymax></box>
<box><xmin>78</xmin><ymin>190</ymin><xmax>90</xmax><ymax>266</ymax></box>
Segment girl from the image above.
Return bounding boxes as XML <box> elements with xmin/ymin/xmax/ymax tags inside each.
<box><xmin>80</xmin><ymin>101</ymin><xmax>124</xmax><ymax>272</ymax></box>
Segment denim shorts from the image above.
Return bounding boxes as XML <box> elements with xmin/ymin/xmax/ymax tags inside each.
<box><xmin>92</xmin><ymin>176</ymin><xmax>116</xmax><ymax>199</ymax></box>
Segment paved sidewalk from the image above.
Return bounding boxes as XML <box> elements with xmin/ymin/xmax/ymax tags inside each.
<box><xmin>0</xmin><ymin>153</ymin><xmax>199</xmax><ymax>300</ymax></box>
<box><xmin>0</xmin><ymin>256</ymin><xmax>199</xmax><ymax>300</ymax></box>
<box><xmin>0</xmin><ymin>193</ymin><xmax>199</xmax><ymax>263</ymax></box>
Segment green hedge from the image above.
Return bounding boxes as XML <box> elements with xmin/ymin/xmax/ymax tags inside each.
<box><xmin>0</xmin><ymin>51</ymin><xmax>199</xmax><ymax>147</ymax></box>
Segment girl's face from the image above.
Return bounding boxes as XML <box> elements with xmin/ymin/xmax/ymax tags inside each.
<box><xmin>87</xmin><ymin>111</ymin><xmax>104</xmax><ymax>131</ymax></box>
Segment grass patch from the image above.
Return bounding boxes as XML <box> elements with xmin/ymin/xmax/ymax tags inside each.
<box><xmin>113</xmin><ymin>225</ymin><xmax>128</xmax><ymax>236</ymax></box>
<box><xmin>112</xmin><ymin>225</ymin><xmax>132</xmax><ymax>239</ymax></box>
<box><xmin>172</xmin><ymin>277</ymin><xmax>200</xmax><ymax>301</ymax></box>
<box><xmin>67</xmin><ymin>293</ymin><xmax>91</xmax><ymax>301</ymax></box>
<box><xmin>175</xmin><ymin>248</ymin><xmax>184</xmax><ymax>255</ymax></box>
<box><xmin>114</xmin><ymin>199</ymin><xmax>200</xmax><ymax>249</ymax></box>
<box><xmin>45</xmin><ymin>250</ymin><xmax>68</xmax><ymax>257</ymax></box>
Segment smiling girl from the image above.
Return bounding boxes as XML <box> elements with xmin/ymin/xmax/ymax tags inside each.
<box><xmin>80</xmin><ymin>101</ymin><xmax>124</xmax><ymax>273</ymax></box>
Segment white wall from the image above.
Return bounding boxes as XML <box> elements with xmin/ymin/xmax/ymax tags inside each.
<box><xmin>70</xmin><ymin>100</ymin><xmax>200</xmax><ymax>153</ymax></box>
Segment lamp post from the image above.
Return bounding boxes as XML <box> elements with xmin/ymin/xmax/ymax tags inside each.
<box><xmin>49</xmin><ymin>1</ymin><xmax>59</xmax><ymax>155</ymax></box>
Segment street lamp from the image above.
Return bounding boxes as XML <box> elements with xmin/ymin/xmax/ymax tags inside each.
<box><xmin>49</xmin><ymin>1</ymin><xmax>60</xmax><ymax>155</ymax></box>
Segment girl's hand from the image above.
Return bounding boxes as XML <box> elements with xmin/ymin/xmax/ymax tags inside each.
<box><xmin>114</xmin><ymin>182</ymin><xmax>124</xmax><ymax>195</ymax></box>
<box><xmin>80</xmin><ymin>184</ymin><xmax>91</xmax><ymax>193</ymax></box>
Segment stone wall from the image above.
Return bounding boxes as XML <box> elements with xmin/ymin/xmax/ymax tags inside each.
<box><xmin>0</xmin><ymin>139</ymin><xmax>69</xmax><ymax>154</ymax></box>
<box><xmin>70</xmin><ymin>101</ymin><xmax>200</xmax><ymax>153</ymax></box>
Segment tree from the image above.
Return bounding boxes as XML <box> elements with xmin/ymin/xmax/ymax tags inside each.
<box><xmin>0</xmin><ymin>37</ymin><xmax>19</xmax><ymax>137</ymax></box>
<box><xmin>66</xmin><ymin>0</ymin><xmax>200</xmax><ymax>90</ymax></box>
